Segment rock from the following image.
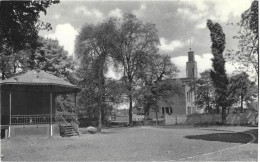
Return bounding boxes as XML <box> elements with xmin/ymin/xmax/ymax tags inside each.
<box><xmin>86</xmin><ymin>126</ymin><xmax>98</xmax><ymax>134</ymax></box>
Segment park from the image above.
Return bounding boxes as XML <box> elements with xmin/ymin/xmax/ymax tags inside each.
<box><xmin>0</xmin><ymin>1</ymin><xmax>258</xmax><ymax>161</ymax></box>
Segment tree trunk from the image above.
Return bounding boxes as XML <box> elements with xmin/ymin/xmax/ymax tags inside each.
<box><xmin>144</xmin><ymin>106</ymin><xmax>149</xmax><ymax>120</ymax></box>
<box><xmin>216</xmin><ymin>103</ymin><xmax>219</xmax><ymax>114</ymax></box>
<box><xmin>222</xmin><ymin>107</ymin><xmax>226</xmax><ymax>124</ymax></box>
<box><xmin>97</xmin><ymin>101</ymin><xmax>102</xmax><ymax>132</ymax></box>
<box><xmin>241</xmin><ymin>93</ymin><xmax>243</xmax><ymax>113</ymax></box>
<box><xmin>207</xmin><ymin>92</ymin><xmax>211</xmax><ymax>113</ymax></box>
<box><xmin>155</xmin><ymin>108</ymin><xmax>158</xmax><ymax>125</ymax></box>
<box><xmin>13</xmin><ymin>64</ymin><xmax>16</xmax><ymax>74</ymax></box>
<box><xmin>97</xmin><ymin>60</ymin><xmax>104</xmax><ymax>133</ymax></box>
<box><xmin>129</xmin><ymin>93</ymin><xmax>133</xmax><ymax>126</ymax></box>
<box><xmin>2</xmin><ymin>72</ymin><xmax>5</xmax><ymax>80</ymax></box>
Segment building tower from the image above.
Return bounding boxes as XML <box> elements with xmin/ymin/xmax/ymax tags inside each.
<box><xmin>186</xmin><ymin>48</ymin><xmax>198</xmax><ymax>78</ymax></box>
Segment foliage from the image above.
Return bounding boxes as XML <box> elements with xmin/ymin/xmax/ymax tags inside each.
<box><xmin>0</xmin><ymin>0</ymin><xmax>59</xmax><ymax>80</ymax></box>
<box><xmin>34</xmin><ymin>37</ymin><xmax>75</xmax><ymax>78</ymax></box>
<box><xmin>241</xmin><ymin>0</ymin><xmax>258</xmax><ymax>37</ymax></box>
<box><xmin>111</xmin><ymin>13</ymin><xmax>160</xmax><ymax>125</ymax></box>
<box><xmin>136</xmin><ymin>54</ymin><xmax>180</xmax><ymax>118</ymax></box>
<box><xmin>0</xmin><ymin>37</ymin><xmax>75</xmax><ymax>80</ymax></box>
<box><xmin>0</xmin><ymin>1</ymin><xmax>59</xmax><ymax>52</ymax></box>
<box><xmin>228</xmin><ymin>72</ymin><xmax>257</xmax><ymax>110</ymax></box>
<box><xmin>191</xmin><ymin>70</ymin><xmax>216</xmax><ymax>113</ymax></box>
<box><xmin>75</xmin><ymin>69</ymin><xmax>124</xmax><ymax>124</ymax></box>
<box><xmin>207</xmin><ymin>19</ymin><xmax>229</xmax><ymax>123</ymax></box>
<box><xmin>75</xmin><ymin>18</ymin><xmax>121</xmax><ymax>131</ymax></box>
<box><xmin>226</xmin><ymin>0</ymin><xmax>258</xmax><ymax>81</ymax></box>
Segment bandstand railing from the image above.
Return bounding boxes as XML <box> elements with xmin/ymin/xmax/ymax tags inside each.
<box><xmin>11</xmin><ymin>114</ymin><xmax>79</xmax><ymax>125</ymax></box>
<box><xmin>11</xmin><ymin>114</ymin><xmax>55</xmax><ymax>125</ymax></box>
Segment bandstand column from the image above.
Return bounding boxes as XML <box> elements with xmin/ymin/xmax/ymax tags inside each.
<box><xmin>74</xmin><ymin>93</ymin><xmax>77</xmax><ymax>118</ymax></box>
<box><xmin>50</xmin><ymin>92</ymin><xmax>53</xmax><ymax>137</ymax></box>
<box><xmin>8</xmin><ymin>90</ymin><xmax>12</xmax><ymax>138</ymax></box>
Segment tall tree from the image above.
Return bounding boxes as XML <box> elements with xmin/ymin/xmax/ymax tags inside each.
<box><xmin>207</xmin><ymin>20</ymin><xmax>229</xmax><ymax>124</ymax></box>
<box><xmin>75</xmin><ymin>18</ymin><xmax>118</xmax><ymax>132</ymax></box>
<box><xmin>112</xmin><ymin>13</ymin><xmax>160</xmax><ymax>126</ymax></box>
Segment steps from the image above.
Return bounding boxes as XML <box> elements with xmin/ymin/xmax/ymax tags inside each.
<box><xmin>55</xmin><ymin>114</ymin><xmax>80</xmax><ymax>137</ymax></box>
<box><xmin>59</xmin><ymin>125</ymin><xmax>79</xmax><ymax>137</ymax></box>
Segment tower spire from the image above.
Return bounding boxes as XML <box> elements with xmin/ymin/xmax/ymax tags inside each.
<box><xmin>189</xmin><ymin>38</ymin><xmax>191</xmax><ymax>51</ymax></box>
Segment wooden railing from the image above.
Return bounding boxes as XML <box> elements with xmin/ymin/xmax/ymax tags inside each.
<box><xmin>55</xmin><ymin>114</ymin><xmax>69</xmax><ymax>125</ymax></box>
<box><xmin>11</xmin><ymin>114</ymin><xmax>80</xmax><ymax>126</ymax></box>
<box><xmin>11</xmin><ymin>114</ymin><xmax>54</xmax><ymax>125</ymax></box>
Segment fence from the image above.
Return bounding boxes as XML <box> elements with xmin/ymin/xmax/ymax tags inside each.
<box><xmin>185</xmin><ymin>114</ymin><xmax>221</xmax><ymax>124</ymax></box>
<box><xmin>226</xmin><ymin>112</ymin><xmax>258</xmax><ymax>125</ymax></box>
<box><xmin>163</xmin><ymin>112</ymin><xmax>258</xmax><ymax>125</ymax></box>
<box><xmin>165</xmin><ymin>115</ymin><xmax>187</xmax><ymax>125</ymax></box>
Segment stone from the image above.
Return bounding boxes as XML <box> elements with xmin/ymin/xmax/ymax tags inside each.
<box><xmin>86</xmin><ymin>126</ymin><xmax>98</xmax><ymax>134</ymax></box>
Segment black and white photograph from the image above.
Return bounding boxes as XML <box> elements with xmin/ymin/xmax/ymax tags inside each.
<box><xmin>0</xmin><ymin>0</ymin><xmax>258</xmax><ymax>161</ymax></box>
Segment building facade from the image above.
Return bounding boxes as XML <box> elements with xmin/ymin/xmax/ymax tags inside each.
<box><xmin>148</xmin><ymin>49</ymin><xmax>202</xmax><ymax>121</ymax></box>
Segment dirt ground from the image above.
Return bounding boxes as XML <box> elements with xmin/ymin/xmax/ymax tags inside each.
<box><xmin>1</xmin><ymin>126</ymin><xmax>258</xmax><ymax>161</ymax></box>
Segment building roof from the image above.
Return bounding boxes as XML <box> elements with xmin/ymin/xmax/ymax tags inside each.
<box><xmin>0</xmin><ymin>70</ymin><xmax>80</xmax><ymax>93</ymax></box>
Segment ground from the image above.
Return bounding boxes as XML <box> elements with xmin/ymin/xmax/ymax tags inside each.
<box><xmin>1</xmin><ymin>126</ymin><xmax>258</xmax><ymax>161</ymax></box>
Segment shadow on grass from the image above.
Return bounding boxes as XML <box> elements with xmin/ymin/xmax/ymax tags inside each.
<box><xmin>244</xmin><ymin>129</ymin><xmax>258</xmax><ymax>144</ymax></box>
<box><xmin>184</xmin><ymin>129</ymin><xmax>258</xmax><ymax>144</ymax></box>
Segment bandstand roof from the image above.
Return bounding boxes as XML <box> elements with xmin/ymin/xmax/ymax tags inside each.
<box><xmin>0</xmin><ymin>70</ymin><xmax>81</xmax><ymax>93</ymax></box>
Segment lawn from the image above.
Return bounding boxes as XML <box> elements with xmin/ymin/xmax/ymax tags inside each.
<box><xmin>1</xmin><ymin>126</ymin><xmax>258</xmax><ymax>161</ymax></box>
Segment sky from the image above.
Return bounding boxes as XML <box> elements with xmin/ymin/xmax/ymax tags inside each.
<box><xmin>39</xmin><ymin>0</ymin><xmax>253</xmax><ymax>79</ymax></box>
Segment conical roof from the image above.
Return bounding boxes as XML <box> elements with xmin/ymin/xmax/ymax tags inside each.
<box><xmin>0</xmin><ymin>70</ymin><xmax>80</xmax><ymax>93</ymax></box>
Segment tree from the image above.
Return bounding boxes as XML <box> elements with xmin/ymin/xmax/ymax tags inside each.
<box><xmin>191</xmin><ymin>70</ymin><xmax>216</xmax><ymax>114</ymax></box>
<box><xmin>241</xmin><ymin>0</ymin><xmax>258</xmax><ymax>37</ymax></box>
<box><xmin>0</xmin><ymin>37</ymin><xmax>75</xmax><ymax>80</ymax></box>
<box><xmin>229</xmin><ymin>72</ymin><xmax>257</xmax><ymax>112</ymax></box>
<box><xmin>112</xmin><ymin>13</ymin><xmax>160</xmax><ymax>126</ymax></box>
<box><xmin>34</xmin><ymin>37</ymin><xmax>75</xmax><ymax>78</ymax></box>
<box><xmin>136</xmin><ymin>54</ymin><xmax>180</xmax><ymax>122</ymax></box>
<box><xmin>0</xmin><ymin>0</ymin><xmax>59</xmax><ymax>80</ymax></box>
<box><xmin>226</xmin><ymin>0</ymin><xmax>258</xmax><ymax>81</ymax></box>
<box><xmin>0</xmin><ymin>1</ymin><xmax>59</xmax><ymax>51</ymax></box>
<box><xmin>207</xmin><ymin>20</ymin><xmax>229</xmax><ymax>124</ymax></box>
<box><xmin>76</xmin><ymin>66</ymin><xmax>125</xmax><ymax>127</ymax></box>
<box><xmin>75</xmin><ymin>18</ymin><xmax>119</xmax><ymax>132</ymax></box>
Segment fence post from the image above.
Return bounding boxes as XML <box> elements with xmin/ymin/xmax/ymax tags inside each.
<box><xmin>175</xmin><ymin>114</ymin><xmax>177</xmax><ymax>125</ymax></box>
<box><xmin>199</xmin><ymin>115</ymin><xmax>202</xmax><ymax>124</ymax></box>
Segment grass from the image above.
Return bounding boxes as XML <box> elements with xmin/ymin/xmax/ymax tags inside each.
<box><xmin>1</xmin><ymin>126</ymin><xmax>258</xmax><ymax>161</ymax></box>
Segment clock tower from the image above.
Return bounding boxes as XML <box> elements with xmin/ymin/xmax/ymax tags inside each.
<box><xmin>186</xmin><ymin>48</ymin><xmax>198</xmax><ymax>78</ymax></box>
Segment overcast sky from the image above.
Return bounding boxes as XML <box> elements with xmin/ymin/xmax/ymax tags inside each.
<box><xmin>39</xmin><ymin>0</ymin><xmax>253</xmax><ymax>78</ymax></box>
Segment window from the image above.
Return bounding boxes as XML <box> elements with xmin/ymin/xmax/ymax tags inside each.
<box><xmin>187</xmin><ymin>92</ymin><xmax>191</xmax><ymax>102</ymax></box>
<box><xmin>187</xmin><ymin>107</ymin><xmax>191</xmax><ymax>115</ymax></box>
<box><xmin>162</xmin><ymin>107</ymin><xmax>165</xmax><ymax>115</ymax></box>
<box><xmin>165</xmin><ymin>107</ymin><xmax>169</xmax><ymax>114</ymax></box>
<box><xmin>164</xmin><ymin>107</ymin><xmax>172</xmax><ymax>115</ymax></box>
